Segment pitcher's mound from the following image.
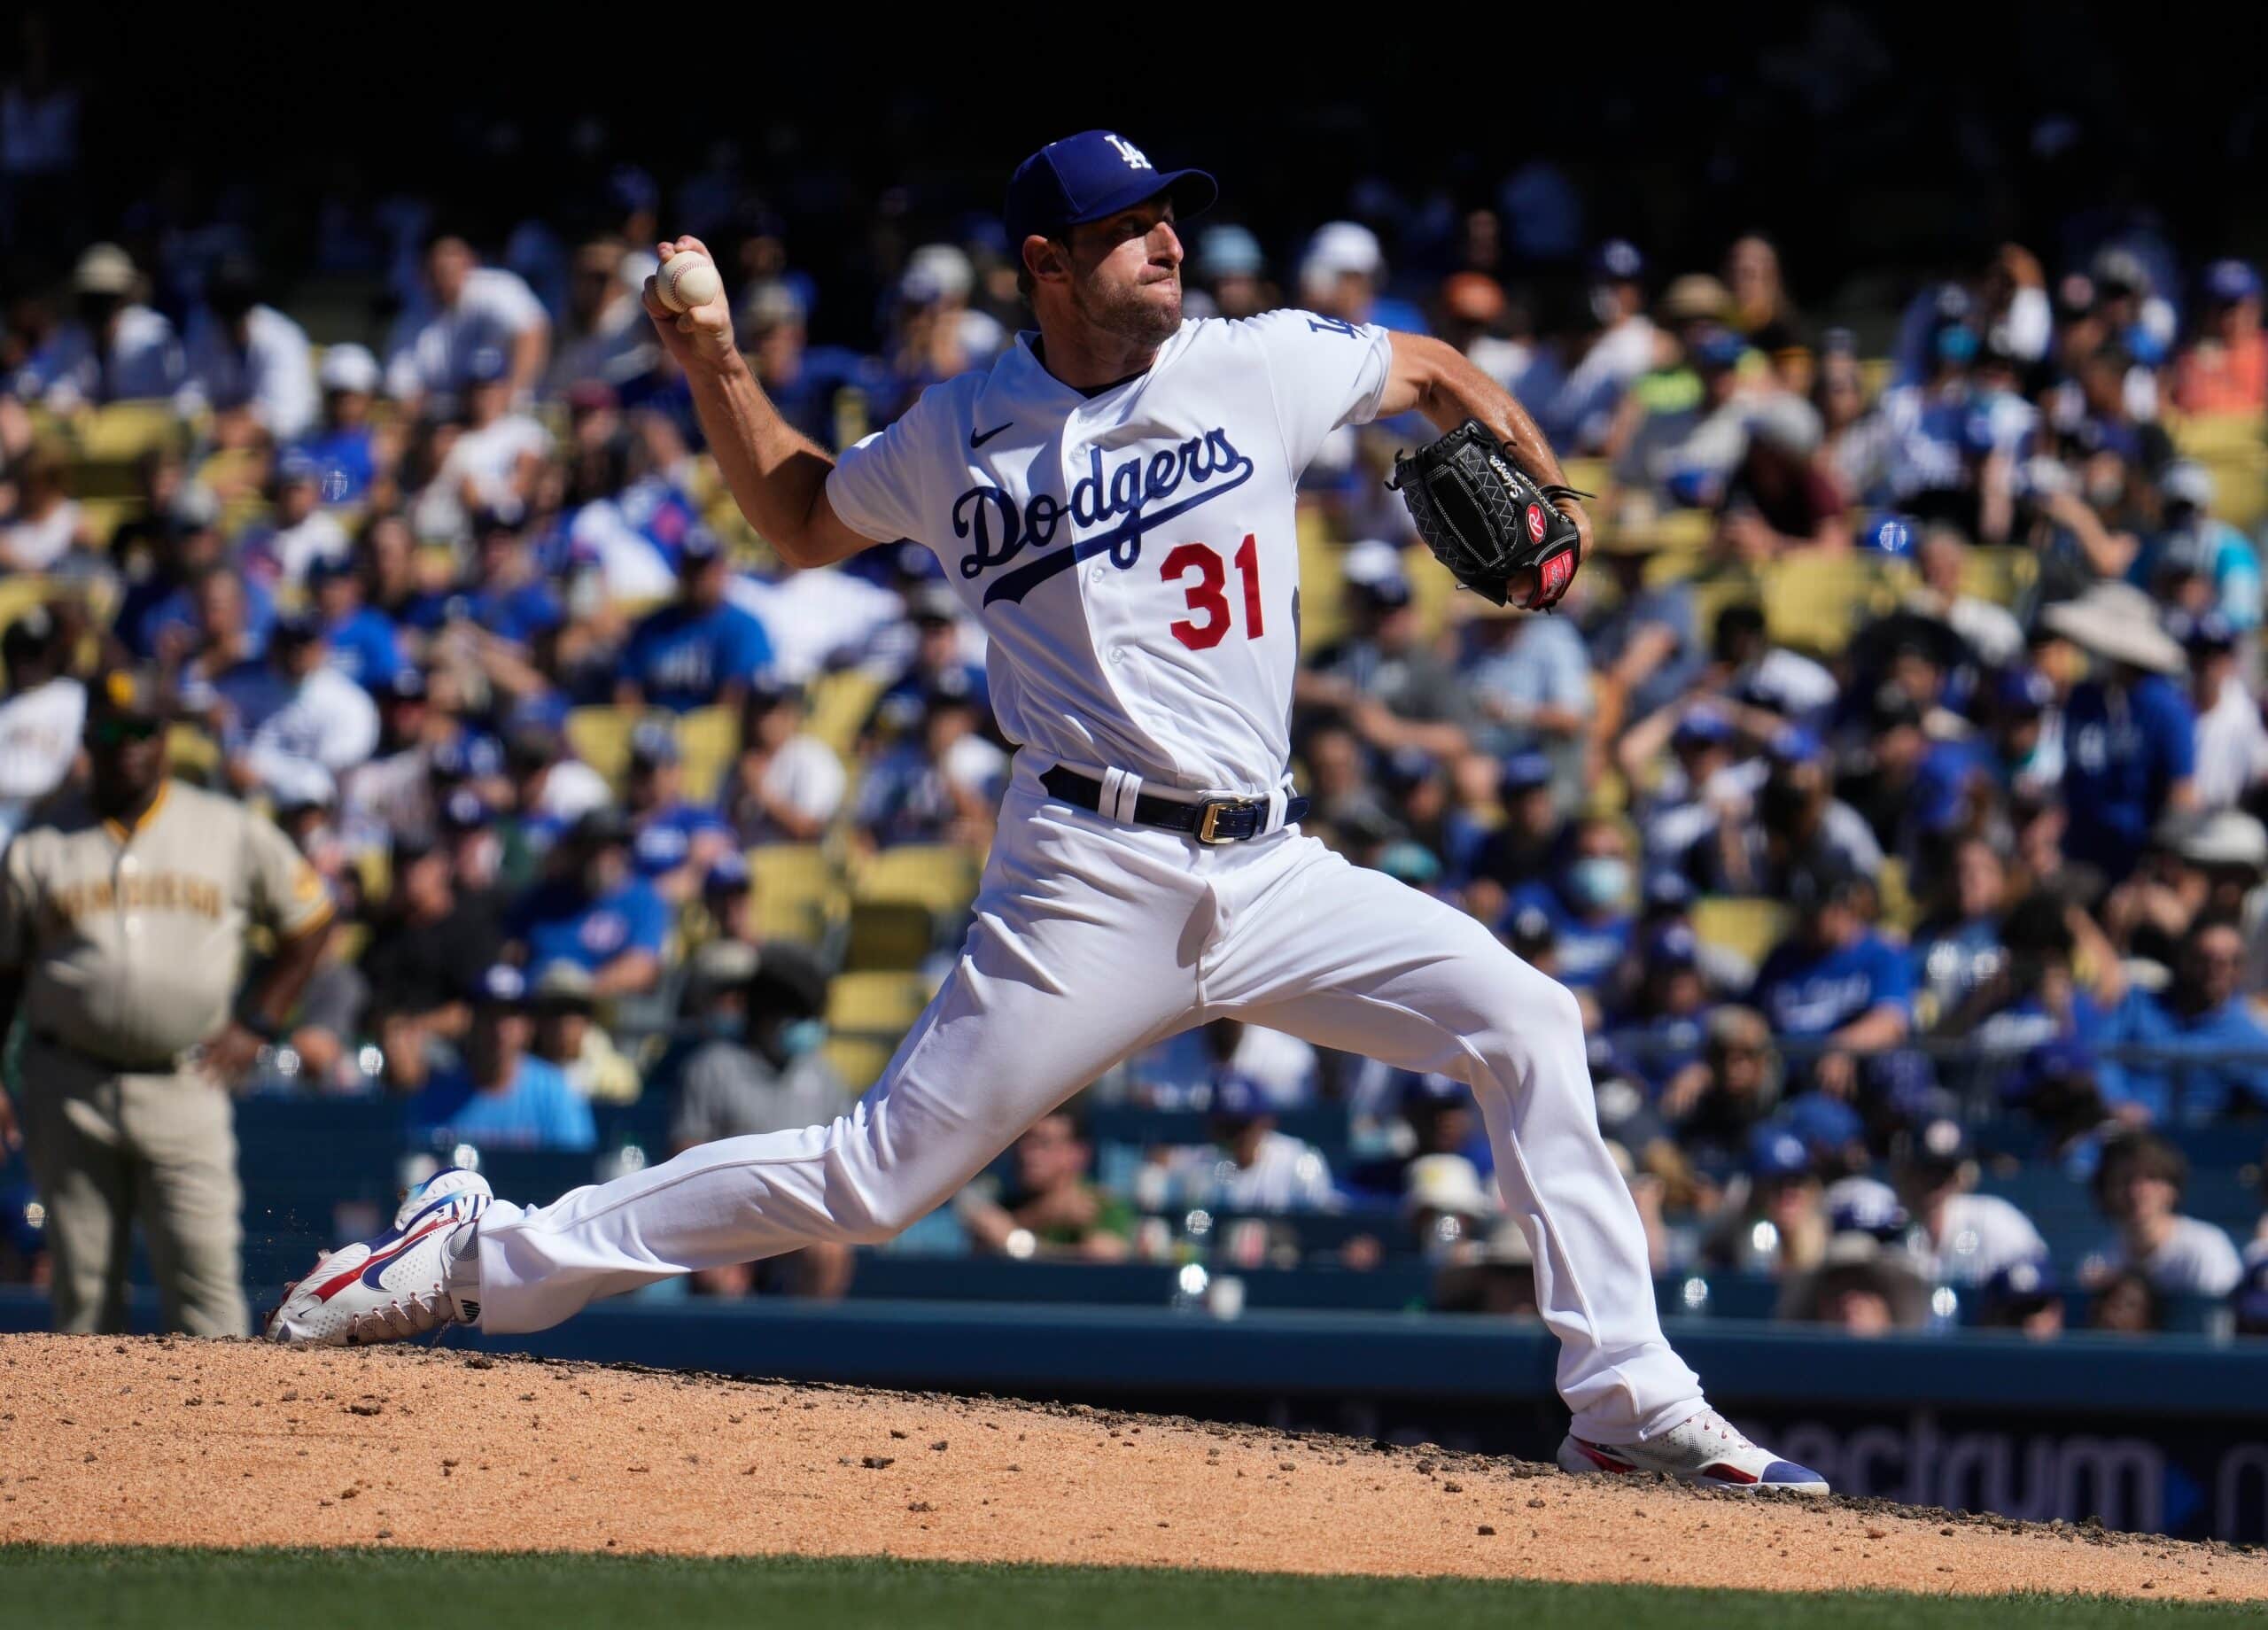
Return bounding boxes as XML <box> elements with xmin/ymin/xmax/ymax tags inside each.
<box><xmin>0</xmin><ymin>1333</ymin><xmax>2257</xmax><ymax>1602</ymax></box>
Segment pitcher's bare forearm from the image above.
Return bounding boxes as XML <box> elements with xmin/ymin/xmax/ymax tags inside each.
<box><xmin>681</xmin><ymin>353</ymin><xmax>853</xmax><ymax>568</ymax></box>
<box><xmin>1382</xmin><ymin>332</ymin><xmax>1573</xmax><ymax>488</ymax></box>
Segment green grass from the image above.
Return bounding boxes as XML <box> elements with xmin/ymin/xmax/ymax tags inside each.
<box><xmin>0</xmin><ymin>1546</ymin><xmax>2251</xmax><ymax>1629</ymax></box>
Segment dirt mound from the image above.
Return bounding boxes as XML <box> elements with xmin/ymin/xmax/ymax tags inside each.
<box><xmin>0</xmin><ymin>1334</ymin><xmax>2257</xmax><ymax>1601</ymax></box>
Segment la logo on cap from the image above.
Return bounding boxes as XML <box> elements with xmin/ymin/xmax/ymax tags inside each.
<box><xmin>1103</xmin><ymin>134</ymin><xmax>1153</xmax><ymax>171</ymax></box>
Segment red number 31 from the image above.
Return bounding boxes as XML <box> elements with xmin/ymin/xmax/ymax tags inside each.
<box><xmin>1161</xmin><ymin>535</ymin><xmax>1264</xmax><ymax>651</ymax></box>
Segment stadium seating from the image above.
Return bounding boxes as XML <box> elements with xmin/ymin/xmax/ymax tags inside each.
<box><xmin>674</xmin><ymin>705</ymin><xmax>738</xmax><ymax>803</ymax></box>
<box><xmin>748</xmin><ymin>843</ymin><xmax>843</xmax><ymax>944</ymax></box>
<box><xmin>2171</xmin><ymin>411</ymin><xmax>2267</xmax><ymax>530</ymax></box>
<box><xmin>826</xmin><ymin>970</ymin><xmax>935</xmax><ymax>1036</ymax></box>
<box><xmin>1690</xmin><ymin>896</ymin><xmax>1791</xmax><ymax>967</ymax></box>
<box><xmin>844</xmin><ymin>844</ymin><xmax>982</xmax><ymax>969</ymax></box>
<box><xmin>1759</xmin><ymin>551</ymin><xmax>1898</xmax><ymax>656</ymax></box>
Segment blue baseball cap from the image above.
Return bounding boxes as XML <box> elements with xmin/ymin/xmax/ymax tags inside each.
<box><xmin>1501</xmin><ymin>749</ymin><xmax>1555</xmax><ymax>793</ymax></box>
<box><xmin>1003</xmin><ymin>131</ymin><xmax>1216</xmax><ymax>251</ymax></box>
<box><xmin>1592</xmin><ymin>238</ymin><xmax>1645</xmax><ymax>282</ymax></box>
<box><xmin>1643</xmin><ymin>867</ymin><xmax>1696</xmax><ymax>912</ymax></box>
<box><xmin>1208</xmin><ymin>1070</ymin><xmax>1271</xmax><ymax>1122</ymax></box>
<box><xmin>1767</xmin><ymin>724</ymin><xmax>1823</xmax><ymax>765</ymax></box>
<box><xmin>1982</xmin><ymin>1256</ymin><xmax>2061</xmax><ymax>1317</ymax></box>
<box><xmin>703</xmin><ymin>850</ymin><xmax>751</xmax><ymax>896</ymax></box>
<box><xmin>1747</xmin><ymin>1125</ymin><xmax>1813</xmax><ymax>1182</ymax></box>
<box><xmin>2204</xmin><ymin>258</ymin><xmax>2263</xmax><ymax>306</ymax></box>
<box><xmin>1783</xmin><ymin>1091</ymin><xmax>1865</xmax><ymax>1157</ymax></box>
<box><xmin>1671</xmin><ymin>706</ymin><xmax>1732</xmax><ymax>748</ymax></box>
<box><xmin>1646</xmin><ymin>922</ymin><xmax>1700</xmax><ymax>969</ymax></box>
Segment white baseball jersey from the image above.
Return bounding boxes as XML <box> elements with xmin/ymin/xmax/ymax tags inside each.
<box><xmin>826</xmin><ymin>313</ymin><xmax>1393</xmax><ymax>796</ymax></box>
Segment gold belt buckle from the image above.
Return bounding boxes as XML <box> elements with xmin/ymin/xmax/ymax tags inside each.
<box><xmin>1196</xmin><ymin>798</ymin><xmax>1254</xmax><ymax>845</ymax></box>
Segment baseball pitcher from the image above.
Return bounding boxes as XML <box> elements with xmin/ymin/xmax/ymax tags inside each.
<box><xmin>269</xmin><ymin>131</ymin><xmax>1826</xmax><ymax>1494</ymax></box>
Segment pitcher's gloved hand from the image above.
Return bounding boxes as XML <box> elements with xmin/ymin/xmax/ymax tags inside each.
<box><xmin>1387</xmin><ymin>418</ymin><xmax>1591</xmax><ymax>610</ymax></box>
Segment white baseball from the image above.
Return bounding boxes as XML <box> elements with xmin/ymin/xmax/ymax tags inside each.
<box><xmin>657</xmin><ymin>253</ymin><xmax>723</xmax><ymax>314</ymax></box>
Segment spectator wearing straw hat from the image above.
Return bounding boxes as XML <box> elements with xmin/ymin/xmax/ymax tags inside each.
<box><xmin>2040</xmin><ymin>582</ymin><xmax>2197</xmax><ymax>881</ymax></box>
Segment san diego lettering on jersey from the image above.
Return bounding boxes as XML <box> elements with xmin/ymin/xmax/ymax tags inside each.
<box><xmin>954</xmin><ymin>428</ymin><xmax>1255</xmax><ymax>606</ymax></box>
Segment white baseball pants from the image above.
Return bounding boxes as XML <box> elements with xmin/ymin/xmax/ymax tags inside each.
<box><xmin>474</xmin><ymin>763</ymin><xmax>1705</xmax><ymax>1442</ymax></box>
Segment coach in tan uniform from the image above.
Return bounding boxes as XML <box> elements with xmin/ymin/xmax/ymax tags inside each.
<box><xmin>0</xmin><ymin>671</ymin><xmax>333</xmax><ymax>1335</ymax></box>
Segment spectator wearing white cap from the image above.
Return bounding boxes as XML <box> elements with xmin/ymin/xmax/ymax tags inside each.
<box><xmin>886</xmin><ymin>242</ymin><xmax>1005</xmax><ymax>409</ymax></box>
<box><xmin>175</xmin><ymin>255</ymin><xmax>317</xmax><ymax>445</ymax></box>
<box><xmin>12</xmin><ymin>243</ymin><xmax>181</xmax><ymax>408</ymax></box>
<box><xmin>383</xmin><ymin>231</ymin><xmax>551</xmax><ymax>409</ymax></box>
<box><xmin>1295</xmin><ymin>221</ymin><xmax>1424</xmax><ymax>334</ymax></box>
<box><xmin>291</xmin><ymin>343</ymin><xmax>392</xmax><ymax>509</ymax></box>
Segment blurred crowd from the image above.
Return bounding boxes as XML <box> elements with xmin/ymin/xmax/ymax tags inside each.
<box><xmin>1</xmin><ymin>43</ymin><xmax>2267</xmax><ymax>1340</ymax></box>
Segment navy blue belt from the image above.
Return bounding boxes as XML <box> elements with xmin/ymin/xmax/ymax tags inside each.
<box><xmin>1041</xmin><ymin>765</ymin><xmax>1309</xmax><ymax>845</ymax></box>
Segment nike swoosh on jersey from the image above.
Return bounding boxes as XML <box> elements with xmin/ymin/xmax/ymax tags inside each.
<box><xmin>970</xmin><ymin>421</ymin><xmax>1014</xmax><ymax>448</ymax></box>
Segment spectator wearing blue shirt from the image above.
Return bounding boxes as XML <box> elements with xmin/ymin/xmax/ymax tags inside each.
<box><xmin>461</xmin><ymin>508</ymin><xmax>566</xmax><ymax>648</ymax></box>
<box><xmin>2098</xmin><ymin>918</ymin><xmax>2268</xmax><ymax>1123</ymax></box>
<box><xmin>623</xmin><ymin>720</ymin><xmax>734</xmax><ymax>903</ymax></box>
<box><xmin>1751</xmin><ymin>863</ymin><xmax>1914</xmax><ymax>1101</ymax></box>
<box><xmin>1503</xmin><ymin>817</ymin><xmax>1635</xmax><ymax>992</ymax></box>
<box><xmin>307</xmin><ymin>555</ymin><xmax>404</xmax><ymax>692</ymax></box>
<box><xmin>290</xmin><ymin>343</ymin><xmax>389</xmax><ymax>507</ymax></box>
<box><xmin>2041</xmin><ymin>584</ymin><xmax>2199</xmax><ymax>881</ymax></box>
<box><xmin>406</xmin><ymin>965</ymin><xmax>596</xmax><ymax>1153</ymax></box>
<box><xmin>619</xmin><ymin>531</ymin><xmax>773</xmax><ymax>714</ymax></box>
<box><xmin>503</xmin><ymin>809</ymin><xmax>669</xmax><ymax>998</ymax></box>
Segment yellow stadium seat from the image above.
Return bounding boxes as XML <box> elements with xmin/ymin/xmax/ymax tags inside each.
<box><xmin>676</xmin><ymin>705</ymin><xmax>738</xmax><ymax>803</ymax></box>
<box><xmin>165</xmin><ymin>722</ymin><xmax>221</xmax><ymax>780</ymax></box>
<box><xmin>845</xmin><ymin>843</ymin><xmax>982</xmax><ymax>969</ymax></box>
<box><xmin>822</xmin><ymin>1035</ymin><xmax>896</xmax><ymax>1093</ymax></box>
<box><xmin>1957</xmin><ymin>546</ymin><xmax>2035</xmax><ymax>609</ymax></box>
<box><xmin>1691</xmin><ymin>896</ymin><xmax>1791</xmax><ymax>968</ymax></box>
<box><xmin>1560</xmin><ymin>457</ymin><xmax>1612</xmax><ymax>502</ymax></box>
<box><xmin>1858</xmin><ymin>358</ymin><xmax>1895</xmax><ymax>401</ymax></box>
<box><xmin>74</xmin><ymin>497</ymin><xmax>140</xmax><ymax>549</ymax></box>
<box><xmin>2171</xmin><ymin>411</ymin><xmax>2265</xmax><ymax>459</ymax></box>
<box><xmin>64</xmin><ymin>456</ymin><xmax>144</xmax><ymax>501</ymax></box>
<box><xmin>748</xmin><ymin>843</ymin><xmax>841</xmax><ymax>945</ymax></box>
<box><xmin>1875</xmin><ymin>857</ymin><xmax>1917</xmax><ymax>935</ymax></box>
<box><xmin>1760</xmin><ymin>552</ymin><xmax>1893</xmax><ymax>656</ymax></box>
<box><xmin>75</xmin><ymin>400</ymin><xmax>183</xmax><ymax>462</ymax></box>
<box><xmin>2171</xmin><ymin>414</ymin><xmax>2268</xmax><ymax>529</ymax></box>
<box><xmin>826</xmin><ymin>970</ymin><xmax>933</xmax><ymax>1034</ymax></box>
<box><xmin>566</xmin><ymin>706</ymin><xmax>635</xmax><ymax>787</ymax></box>
<box><xmin>853</xmin><ymin>844</ymin><xmax>981</xmax><ymax>912</ymax></box>
<box><xmin>806</xmin><ymin>669</ymin><xmax>888</xmax><ymax>756</ymax></box>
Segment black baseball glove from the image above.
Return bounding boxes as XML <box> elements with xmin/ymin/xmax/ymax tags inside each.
<box><xmin>1386</xmin><ymin>419</ymin><xmax>1591</xmax><ymax>610</ymax></box>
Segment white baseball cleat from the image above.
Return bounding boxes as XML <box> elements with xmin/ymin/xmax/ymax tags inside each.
<box><xmin>1557</xmin><ymin>1408</ymin><xmax>1830</xmax><ymax>1494</ymax></box>
<box><xmin>392</xmin><ymin>1166</ymin><xmax>492</xmax><ymax>1230</ymax></box>
<box><xmin>266</xmin><ymin>1170</ymin><xmax>491</xmax><ymax>1346</ymax></box>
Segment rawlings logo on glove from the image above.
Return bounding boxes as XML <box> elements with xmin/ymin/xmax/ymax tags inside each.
<box><xmin>1386</xmin><ymin>420</ymin><xmax>1589</xmax><ymax>611</ymax></box>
